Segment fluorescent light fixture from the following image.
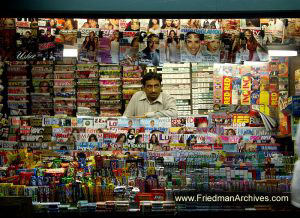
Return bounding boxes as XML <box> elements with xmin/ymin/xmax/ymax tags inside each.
<box><xmin>63</xmin><ymin>49</ymin><xmax>78</xmax><ymax>57</ymax></box>
<box><xmin>268</xmin><ymin>50</ymin><xmax>298</xmax><ymax>57</ymax></box>
<box><xmin>244</xmin><ymin>61</ymin><xmax>268</xmax><ymax>65</ymax></box>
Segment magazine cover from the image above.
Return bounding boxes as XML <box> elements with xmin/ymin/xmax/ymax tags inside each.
<box><xmin>57</xmin><ymin>28</ymin><xmax>77</xmax><ymax>50</ymax></box>
<box><xmin>201</xmin><ymin>33</ymin><xmax>221</xmax><ymax>63</ymax></box>
<box><xmin>76</xmin><ymin>19</ymin><xmax>98</xmax><ymax>29</ymax></box>
<box><xmin>140</xmin><ymin>118</ymin><xmax>159</xmax><ymax>128</ymax></box>
<box><xmin>240</xmin><ymin>19</ymin><xmax>261</xmax><ymax>29</ymax></box>
<box><xmin>16</xmin><ymin>26</ymin><xmax>38</xmax><ymax>60</ymax></box>
<box><xmin>260</xmin><ymin>73</ymin><xmax>270</xmax><ymax>91</ymax></box>
<box><xmin>220</xmin><ymin>19</ymin><xmax>240</xmax><ymax>63</ymax></box>
<box><xmin>138</xmin><ymin>32</ymin><xmax>161</xmax><ymax>66</ymax></box>
<box><xmin>235</xmin><ymin>28</ymin><xmax>268</xmax><ymax>62</ymax></box>
<box><xmin>171</xmin><ymin>118</ymin><xmax>186</xmax><ymax>127</ymax></box>
<box><xmin>180</xmin><ymin>26</ymin><xmax>203</xmax><ymax>62</ymax></box>
<box><xmin>141</xmin><ymin>19</ymin><xmax>162</xmax><ymax>34</ymax></box>
<box><xmin>36</xmin><ymin>27</ymin><xmax>56</xmax><ymax>60</ymax></box>
<box><xmin>0</xmin><ymin>19</ymin><xmax>17</xmax><ymax>60</ymax></box>
<box><xmin>98</xmin><ymin>19</ymin><xmax>119</xmax><ymax>30</ymax></box>
<box><xmin>161</xmin><ymin>29</ymin><xmax>180</xmax><ymax>63</ymax></box>
<box><xmin>283</xmin><ymin>18</ymin><xmax>300</xmax><ymax>45</ymax></box>
<box><xmin>77</xmin><ymin>133</ymin><xmax>103</xmax><ymax>143</ymax></box>
<box><xmin>119</xmin><ymin>31</ymin><xmax>139</xmax><ymax>66</ymax></box>
<box><xmin>278</xmin><ymin>61</ymin><xmax>288</xmax><ymax>78</ymax></box>
<box><xmin>251</xmin><ymin>90</ymin><xmax>260</xmax><ymax>104</ymax></box>
<box><xmin>77</xmin><ymin>28</ymin><xmax>100</xmax><ymax>62</ymax></box>
<box><xmin>119</xmin><ymin>19</ymin><xmax>140</xmax><ymax>32</ymax></box>
<box><xmin>117</xmin><ymin>118</ymin><xmax>141</xmax><ymax>128</ymax></box>
<box><xmin>260</xmin><ymin>18</ymin><xmax>284</xmax><ymax>45</ymax></box>
<box><xmin>249</xmin><ymin>105</ymin><xmax>264</xmax><ymax>127</ymax></box>
<box><xmin>96</xmin><ymin>30</ymin><xmax>119</xmax><ymax>64</ymax></box>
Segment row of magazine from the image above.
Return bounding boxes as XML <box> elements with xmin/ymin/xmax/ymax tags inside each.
<box><xmin>3</xmin><ymin>18</ymin><xmax>300</xmax><ymax>64</ymax></box>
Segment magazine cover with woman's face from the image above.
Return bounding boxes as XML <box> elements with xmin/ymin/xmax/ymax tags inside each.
<box><xmin>119</xmin><ymin>31</ymin><xmax>139</xmax><ymax>66</ymax></box>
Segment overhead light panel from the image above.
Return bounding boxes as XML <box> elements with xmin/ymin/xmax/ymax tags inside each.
<box><xmin>268</xmin><ymin>50</ymin><xmax>298</xmax><ymax>57</ymax></box>
<box><xmin>63</xmin><ymin>49</ymin><xmax>78</xmax><ymax>57</ymax></box>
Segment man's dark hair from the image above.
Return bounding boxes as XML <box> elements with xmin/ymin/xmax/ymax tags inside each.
<box><xmin>141</xmin><ymin>72</ymin><xmax>162</xmax><ymax>86</ymax></box>
<box><xmin>147</xmin><ymin>34</ymin><xmax>159</xmax><ymax>47</ymax></box>
<box><xmin>185</xmin><ymin>31</ymin><xmax>200</xmax><ymax>42</ymax></box>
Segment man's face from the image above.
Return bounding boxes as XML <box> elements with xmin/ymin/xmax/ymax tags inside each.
<box><xmin>148</xmin><ymin>36</ymin><xmax>159</xmax><ymax>52</ymax></box>
<box><xmin>186</xmin><ymin>33</ymin><xmax>200</xmax><ymax>55</ymax></box>
<box><xmin>207</xmin><ymin>40</ymin><xmax>220</xmax><ymax>53</ymax></box>
<box><xmin>144</xmin><ymin>79</ymin><xmax>161</xmax><ymax>101</ymax></box>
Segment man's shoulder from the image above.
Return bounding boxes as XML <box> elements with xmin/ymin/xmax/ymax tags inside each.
<box><xmin>161</xmin><ymin>91</ymin><xmax>174</xmax><ymax>100</ymax></box>
<box><xmin>131</xmin><ymin>91</ymin><xmax>145</xmax><ymax>99</ymax></box>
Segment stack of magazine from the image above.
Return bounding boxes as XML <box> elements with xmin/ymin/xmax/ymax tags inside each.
<box><xmin>254</xmin><ymin>110</ymin><xmax>278</xmax><ymax>131</ymax></box>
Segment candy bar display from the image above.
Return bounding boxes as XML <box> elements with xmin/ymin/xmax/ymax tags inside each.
<box><xmin>76</xmin><ymin>64</ymin><xmax>99</xmax><ymax>116</ymax></box>
<box><xmin>53</xmin><ymin>64</ymin><xmax>76</xmax><ymax>116</ymax></box>
<box><xmin>0</xmin><ymin>116</ymin><xmax>294</xmax><ymax>214</ymax></box>
<box><xmin>7</xmin><ymin>62</ymin><xmax>30</xmax><ymax>116</ymax></box>
<box><xmin>122</xmin><ymin>66</ymin><xmax>143</xmax><ymax>108</ymax></box>
<box><xmin>31</xmin><ymin>61</ymin><xmax>54</xmax><ymax>115</ymax></box>
<box><xmin>99</xmin><ymin>65</ymin><xmax>122</xmax><ymax>116</ymax></box>
<box><xmin>159</xmin><ymin>63</ymin><xmax>191</xmax><ymax>116</ymax></box>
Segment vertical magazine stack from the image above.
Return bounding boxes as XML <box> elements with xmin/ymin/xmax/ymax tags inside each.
<box><xmin>191</xmin><ymin>63</ymin><xmax>214</xmax><ymax>114</ymax></box>
<box><xmin>53</xmin><ymin>64</ymin><xmax>77</xmax><ymax>116</ymax></box>
<box><xmin>31</xmin><ymin>61</ymin><xmax>54</xmax><ymax>115</ymax></box>
<box><xmin>122</xmin><ymin>66</ymin><xmax>143</xmax><ymax>109</ymax></box>
<box><xmin>76</xmin><ymin>64</ymin><xmax>99</xmax><ymax>116</ymax></box>
<box><xmin>7</xmin><ymin>61</ymin><xmax>30</xmax><ymax>116</ymax></box>
<box><xmin>159</xmin><ymin>63</ymin><xmax>191</xmax><ymax>116</ymax></box>
<box><xmin>99</xmin><ymin>65</ymin><xmax>122</xmax><ymax>116</ymax></box>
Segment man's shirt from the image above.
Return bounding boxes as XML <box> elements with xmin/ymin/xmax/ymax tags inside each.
<box><xmin>123</xmin><ymin>91</ymin><xmax>178</xmax><ymax>117</ymax></box>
